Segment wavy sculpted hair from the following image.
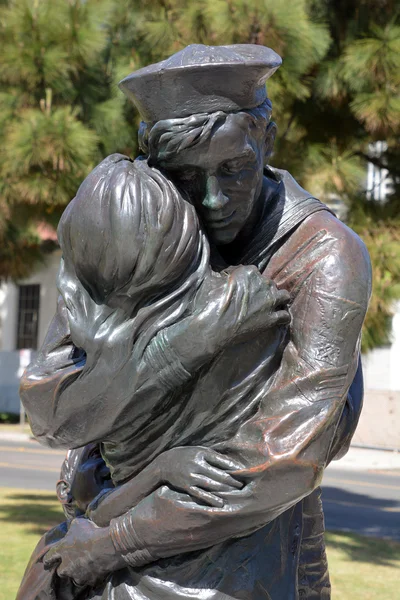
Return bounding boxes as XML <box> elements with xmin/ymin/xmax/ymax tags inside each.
<box><xmin>138</xmin><ymin>98</ymin><xmax>273</xmax><ymax>165</ymax></box>
<box><xmin>58</xmin><ymin>154</ymin><xmax>208</xmax><ymax>317</ymax></box>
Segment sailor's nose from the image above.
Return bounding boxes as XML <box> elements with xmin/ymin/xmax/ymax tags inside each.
<box><xmin>202</xmin><ymin>175</ymin><xmax>230</xmax><ymax>210</ymax></box>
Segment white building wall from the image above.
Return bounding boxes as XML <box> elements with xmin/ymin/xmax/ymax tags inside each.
<box><xmin>355</xmin><ymin>303</ymin><xmax>400</xmax><ymax>448</ymax></box>
<box><xmin>0</xmin><ymin>282</ymin><xmax>18</xmax><ymax>351</ymax></box>
<box><xmin>366</xmin><ymin>141</ymin><xmax>392</xmax><ymax>202</ymax></box>
<box><xmin>23</xmin><ymin>249</ymin><xmax>62</xmax><ymax>348</ymax></box>
<box><xmin>362</xmin><ymin>302</ymin><xmax>400</xmax><ymax>392</ymax></box>
<box><xmin>0</xmin><ymin>250</ymin><xmax>61</xmax><ymax>413</ymax></box>
<box><xmin>0</xmin><ymin>249</ymin><xmax>61</xmax><ymax>353</ymax></box>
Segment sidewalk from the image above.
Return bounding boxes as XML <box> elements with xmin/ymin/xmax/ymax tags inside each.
<box><xmin>328</xmin><ymin>445</ymin><xmax>400</xmax><ymax>471</ymax></box>
<box><xmin>0</xmin><ymin>429</ymin><xmax>34</xmax><ymax>443</ymax></box>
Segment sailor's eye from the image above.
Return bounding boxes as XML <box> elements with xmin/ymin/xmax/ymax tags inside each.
<box><xmin>179</xmin><ymin>169</ymin><xmax>197</xmax><ymax>181</ymax></box>
<box><xmin>220</xmin><ymin>160</ymin><xmax>244</xmax><ymax>175</ymax></box>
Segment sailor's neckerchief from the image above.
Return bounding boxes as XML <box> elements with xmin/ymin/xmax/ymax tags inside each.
<box><xmin>211</xmin><ymin>167</ymin><xmax>333</xmax><ymax>272</ymax></box>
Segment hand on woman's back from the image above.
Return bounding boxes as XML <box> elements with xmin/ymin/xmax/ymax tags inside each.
<box><xmin>195</xmin><ymin>265</ymin><xmax>291</xmax><ymax>349</ymax></box>
<box><xmin>157</xmin><ymin>446</ymin><xmax>245</xmax><ymax>508</ymax></box>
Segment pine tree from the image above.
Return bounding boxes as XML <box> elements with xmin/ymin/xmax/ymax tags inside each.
<box><xmin>303</xmin><ymin>1</ymin><xmax>400</xmax><ymax>351</ymax></box>
<box><xmin>0</xmin><ymin>0</ymin><xmax>132</xmax><ymax>279</ymax></box>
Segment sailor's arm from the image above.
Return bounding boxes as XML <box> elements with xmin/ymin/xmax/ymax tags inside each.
<box><xmin>19</xmin><ymin>281</ymin><xmax>194</xmax><ymax>448</ymax></box>
<box><xmin>266</xmin><ymin>212</ymin><xmax>371</xmax><ymax>464</ymax></box>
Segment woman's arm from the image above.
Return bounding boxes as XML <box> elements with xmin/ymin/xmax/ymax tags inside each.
<box><xmin>42</xmin><ymin>446</ymin><xmax>244</xmax><ymax>586</ymax></box>
<box><xmin>87</xmin><ymin>447</ymin><xmax>243</xmax><ymax>527</ymax></box>
<box><xmin>20</xmin><ymin>259</ymin><xmax>193</xmax><ymax>447</ymax></box>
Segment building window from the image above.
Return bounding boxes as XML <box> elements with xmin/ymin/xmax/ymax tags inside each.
<box><xmin>366</xmin><ymin>141</ymin><xmax>392</xmax><ymax>202</ymax></box>
<box><xmin>16</xmin><ymin>284</ymin><xmax>40</xmax><ymax>350</ymax></box>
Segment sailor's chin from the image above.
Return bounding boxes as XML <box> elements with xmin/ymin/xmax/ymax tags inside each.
<box><xmin>207</xmin><ymin>226</ymin><xmax>240</xmax><ymax>246</ymax></box>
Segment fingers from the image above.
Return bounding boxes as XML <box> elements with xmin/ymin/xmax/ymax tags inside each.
<box><xmin>197</xmin><ymin>466</ymin><xmax>243</xmax><ymax>490</ymax></box>
<box><xmin>191</xmin><ymin>473</ymin><xmax>237</xmax><ymax>493</ymax></box>
<box><xmin>271</xmin><ymin>309</ymin><xmax>291</xmax><ymax>327</ymax></box>
<box><xmin>204</xmin><ymin>451</ymin><xmax>243</xmax><ymax>471</ymax></box>
<box><xmin>188</xmin><ymin>486</ymin><xmax>224</xmax><ymax>508</ymax></box>
<box><xmin>273</xmin><ymin>289</ymin><xmax>291</xmax><ymax>308</ymax></box>
<box><xmin>240</xmin><ymin>270</ymin><xmax>291</xmax><ymax>312</ymax></box>
<box><xmin>43</xmin><ymin>548</ymin><xmax>61</xmax><ymax>570</ymax></box>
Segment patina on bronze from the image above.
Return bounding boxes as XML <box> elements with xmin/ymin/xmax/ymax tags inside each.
<box><xmin>18</xmin><ymin>44</ymin><xmax>371</xmax><ymax>600</ymax></box>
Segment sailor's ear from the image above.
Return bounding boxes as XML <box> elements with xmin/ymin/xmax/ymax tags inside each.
<box><xmin>264</xmin><ymin>121</ymin><xmax>277</xmax><ymax>165</ymax></box>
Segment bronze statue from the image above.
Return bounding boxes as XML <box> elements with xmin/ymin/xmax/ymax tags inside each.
<box><xmin>18</xmin><ymin>44</ymin><xmax>371</xmax><ymax>600</ymax></box>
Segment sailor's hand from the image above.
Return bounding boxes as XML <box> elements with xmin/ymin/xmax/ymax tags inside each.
<box><xmin>231</xmin><ymin>265</ymin><xmax>291</xmax><ymax>340</ymax></box>
<box><xmin>196</xmin><ymin>265</ymin><xmax>291</xmax><ymax>348</ymax></box>
<box><xmin>157</xmin><ymin>446</ymin><xmax>244</xmax><ymax>507</ymax></box>
<box><xmin>43</xmin><ymin>518</ymin><xmax>125</xmax><ymax>587</ymax></box>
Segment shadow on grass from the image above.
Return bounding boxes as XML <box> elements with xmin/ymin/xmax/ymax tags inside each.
<box><xmin>323</xmin><ymin>484</ymin><xmax>400</xmax><ymax>567</ymax></box>
<box><xmin>0</xmin><ymin>493</ymin><xmax>64</xmax><ymax>536</ymax></box>
<box><xmin>326</xmin><ymin>530</ymin><xmax>400</xmax><ymax>568</ymax></box>
<box><xmin>7</xmin><ymin>493</ymin><xmax>59</xmax><ymax>503</ymax></box>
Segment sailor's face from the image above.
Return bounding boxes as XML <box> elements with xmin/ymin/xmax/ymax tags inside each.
<box><xmin>164</xmin><ymin>113</ymin><xmax>265</xmax><ymax>245</ymax></box>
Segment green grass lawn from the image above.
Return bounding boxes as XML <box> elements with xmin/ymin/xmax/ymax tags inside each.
<box><xmin>0</xmin><ymin>488</ymin><xmax>63</xmax><ymax>600</ymax></box>
<box><xmin>326</xmin><ymin>531</ymin><xmax>400</xmax><ymax>600</ymax></box>
<box><xmin>1</xmin><ymin>488</ymin><xmax>399</xmax><ymax>599</ymax></box>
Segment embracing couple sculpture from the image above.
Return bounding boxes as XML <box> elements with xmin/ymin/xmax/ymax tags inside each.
<box><xmin>18</xmin><ymin>44</ymin><xmax>371</xmax><ymax>600</ymax></box>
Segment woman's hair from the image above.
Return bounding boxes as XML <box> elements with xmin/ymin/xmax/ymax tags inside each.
<box><xmin>58</xmin><ymin>154</ymin><xmax>205</xmax><ymax>315</ymax></box>
<box><xmin>138</xmin><ymin>98</ymin><xmax>273</xmax><ymax>165</ymax></box>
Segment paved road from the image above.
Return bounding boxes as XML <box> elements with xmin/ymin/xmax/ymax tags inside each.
<box><xmin>0</xmin><ymin>439</ymin><xmax>64</xmax><ymax>491</ymax></box>
<box><xmin>322</xmin><ymin>467</ymin><xmax>400</xmax><ymax>540</ymax></box>
<box><xmin>1</xmin><ymin>439</ymin><xmax>399</xmax><ymax>540</ymax></box>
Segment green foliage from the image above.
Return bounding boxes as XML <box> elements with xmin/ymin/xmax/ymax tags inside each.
<box><xmin>325</xmin><ymin>530</ymin><xmax>400</xmax><ymax>600</ymax></box>
<box><xmin>341</xmin><ymin>23</ymin><xmax>400</xmax><ymax>137</ymax></box>
<box><xmin>0</xmin><ymin>221</ymin><xmax>44</xmax><ymax>281</ymax></box>
<box><xmin>347</xmin><ymin>199</ymin><xmax>400</xmax><ymax>352</ymax></box>
<box><xmin>0</xmin><ymin>412</ymin><xmax>19</xmax><ymax>423</ymax></box>
<box><xmin>304</xmin><ymin>143</ymin><xmax>366</xmax><ymax>197</ymax></box>
<box><xmin>0</xmin><ymin>0</ymin><xmax>135</xmax><ymax>282</ymax></box>
<box><xmin>0</xmin><ymin>488</ymin><xmax>64</xmax><ymax>600</ymax></box>
<box><xmin>1</xmin><ymin>104</ymin><xmax>99</xmax><ymax>207</ymax></box>
<box><xmin>0</xmin><ymin>0</ymin><xmax>399</xmax><ymax>350</ymax></box>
